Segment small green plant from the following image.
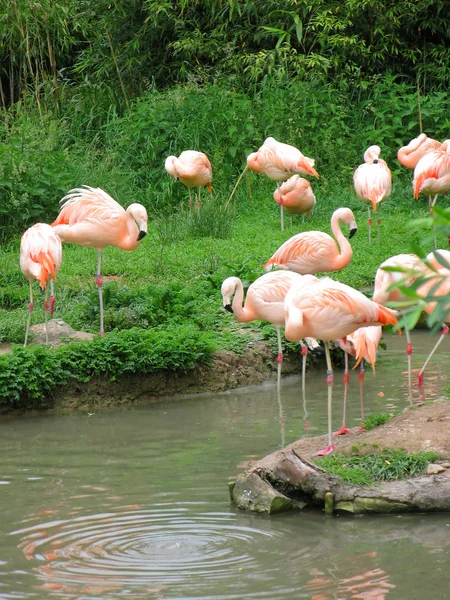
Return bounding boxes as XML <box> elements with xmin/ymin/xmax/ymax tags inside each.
<box><xmin>315</xmin><ymin>449</ymin><xmax>439</xmax><ymax>486</ymax></box>
<box><xmin>362</xmin><ymin>411</ymin><xmax>397</xmax><ymax>431</ymax></box>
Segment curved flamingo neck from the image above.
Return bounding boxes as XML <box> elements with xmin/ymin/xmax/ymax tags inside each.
<box><xmin>118</xmin><ymin>209</ymin><xmax>140</xmax><ymax>251</ymax></box>
<box><xmin>330</xmin><ymin>215</ymin><xmax>352</xmax><ymax>270</ymax></box>
<box><xmin>231</xmin><ymin>279</ymin><xmax>254</xmax><ymax>322</ymax></box>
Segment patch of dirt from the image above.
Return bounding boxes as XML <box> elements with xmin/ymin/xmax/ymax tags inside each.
<box><xmin>287</xmin><ymin>401</ymin><xmax>450</xmax><ymax>460</ymax></box>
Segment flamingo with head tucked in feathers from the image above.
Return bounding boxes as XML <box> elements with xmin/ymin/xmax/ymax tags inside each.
<box><xmin>284</xmin><ymin>275</ymin><xmax>398</xmax><ymax>455</ymax></box>
<box><xmin>221</xmin><ymin>270</ymin><xmax>319</xmax><ymax>391</ymax></box>
<box><xmin>247</xmin><ymin>137</ymin><xmax>319</xmax><ymax>231</ymax></box>
<box><xmin>354</xmin><ymin>145</ymin><xmax>391</xmax><ymax>245</ymax></box>
<box><xmin>273</xmin><ymin>175</ymin><xmax>316</xmax><ymax>229</ymax></box>
<box><xmin>52</xmin><ymin>186</ymin><xmax>148</xmax><ymax>335</ymax></box>
<box><xmin>264</xmin><ymin>207</ymin><xmax>357</xmax><ymax>275</ymax></box>
<box><xmin>20</xmin><ymin>223</ymin><xmax>62</xmax><ymax>347</ymax></box>
<box><xmin>165</xmin><ymin>150</ymin><xmax>212</xmax><ymax>208</ymax></box>
<box><xmin>397</xmin><ymin>133</ymin><xmax>441</xmax><ymax>170</ymax></box>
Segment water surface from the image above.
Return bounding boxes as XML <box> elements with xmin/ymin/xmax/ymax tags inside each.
<box><xmin>0</xmin><ymin>330</ymin><xmax>449</xmax><ymax>599</ymax></box>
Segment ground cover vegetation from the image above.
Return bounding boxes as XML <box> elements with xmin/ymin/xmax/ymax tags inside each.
<box><xmin>1</xmin><ymin>0</ymin><xmax>450</xmax><ymax>407</ymax></box>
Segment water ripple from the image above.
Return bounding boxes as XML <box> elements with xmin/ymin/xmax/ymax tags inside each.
<box><xmin>12</xmin><ymin>504</ymin><xmax>300</xmax><ymax>598</ymax></box>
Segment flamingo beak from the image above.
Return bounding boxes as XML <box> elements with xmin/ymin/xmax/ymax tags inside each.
<box><xmin>349</xmin><ymin>228</ymin><xmax>357</xmax><ymax>239</ymax></box>
<box><xmin>224</xmin><ymin>304</ymin><xmax>233</xmax><ymax>313</ymax></box>
<box><xmin>137</xmin><ymin>230</ymin><xmax>147</xmax><ymax>241</ymax></box>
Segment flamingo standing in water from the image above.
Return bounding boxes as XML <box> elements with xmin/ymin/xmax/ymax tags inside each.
<box><xmin>397</xmin><ymin>133</ymin><xmax>441</xmax><ymax>170</ymax></box>
<box><xmin>334</xmin><ymin>326</ymin><xmax>382</xmax><ymax>434</ymax></box>
<box><xmin>273</xmin><ymin>175</ymin><xmax>316</xmax><ymax>229</ymax></box>
<box><xmin>284</xmin><ymin>276</ymin><xmax>398</xmax><ymax>455</ymax></box>
<box><xmin>373</xmin><ymin>253</ymin><xmax>430</xmax><ymax>399</ymax></box>
<box><xmin>52</xmin><ymin>186</ymin><xmax>148</xmax><ymax>335</ymax></box>
<box><xmin>415</xmin><ymin>261</ymin><xmax>450</xmax><ymax>398</ymax></box>
<box><xmin>165</xmin><ymin>151</ymin><xmax>212</xmax><ymax>208</ymax></box>
<box><xmin>354</xmin><ymin>145</ymin><xmax>391</xmax><ymax>244</ymax></box>
<box><xmin>247</xmin><ymin>137</ymin><xmax>319</xmax><ymax>231</ymax></box>
<box><xmin>20</xmin><ymin>223</ymin><xmax>62</xmax><ymax>346</ymax></box>
<box><xmin>221</xmin><ymin>271</ymin><xmax>319</xmax><ymax>390</ymax></box>
<box><xmin>264</xmin><ymin>207</ymin><xmax>357</xmax><ymax>274</ymax></box>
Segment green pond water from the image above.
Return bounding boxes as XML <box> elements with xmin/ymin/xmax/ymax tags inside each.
<box><xmin>0</xmin><ymin>330</ymin><xmax>449</xmax><ymax>599</ymax></box>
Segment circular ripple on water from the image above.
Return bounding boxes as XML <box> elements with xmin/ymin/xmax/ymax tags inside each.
<box><xmin>13</xmin><ymin>504</ymin><xmax>303</xmax><ymax>597</ymax></box>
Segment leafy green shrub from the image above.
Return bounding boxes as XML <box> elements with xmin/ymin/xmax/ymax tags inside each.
<box><xmin>0</xmin><ymin>326</ymin><xmax>215</xmax><ymax>409</ymax></box>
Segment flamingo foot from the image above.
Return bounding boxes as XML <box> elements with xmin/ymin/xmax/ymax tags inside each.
<box><xmin>407</xmin><ymin>343</ymin><xmax>412</xmax><ymax>356</ymax></box>
<box><xmin>99</xmin><ymin>330</ymin><xmax>105</xmax><ymax>336</ymax></box>
<box><xmin>49</xmin><ymin>296</ymin><xmax>55</xmax><ymax>316</ymax></box>
<box><xmin>418</xmin><ymin>372</ymin><xmax>424</xmax><ymax>387</ymax></box>
<box><xmin>196</xmin><ymin>200</ymin><xmax>201</xmax><ymax>208</ymax></box>
<box><xmin>359</xmin><ymin>425</ymin><xmax>365</xmax><ymax>431</ymax></box>
<box><xmin>334</xmin><ymin>425</ymin><xmax>352</xmax><ymax>436</ymax></box>
<box><xmin>314</xmin><ymin>444</ymin><xmax>335</xmax><ymax>456</ymax></box>
<box><xmin>276</xmin><ymin>353</ymin><xmax>283</xmax><ymax>365</ymax></box>
<box><xmin>95</xmin><ymin>275</ymin><xmax>102</xmax><ymax>288</ymax></box>
<box><xmin>301</xmin><ymin>346</ymin><xmax>308</xmax><ymax>357</ymax></box>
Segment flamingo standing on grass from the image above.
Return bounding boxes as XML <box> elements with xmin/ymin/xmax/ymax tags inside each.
<box><xmin>164</xmin><ymin>151</ymin><xmax>212</xmax><ymax>208</ymax></box>
<box><xmin>284</xmin><ymin>276</ymin><xmax>398</xmax><ymax>455</ymax></box>
<box><xmin>52</xmin><ymin>186</ymin><xmax>148</xmax><ymax>335</ymax></box>
<box><xmin>247</xmin><ymin>137</ymin><xmax>319</xmax><ymax>231</ymax></box>
<box><xmin>273</xmin><ymin>175</ymin><xmax>316</xmax><ymax>227</ymax></box>
<box><xmin>397</xmin><ymin>133</ymin><xmax>441</xmax><ymax>170</ymax></box>
<box><xmin>264</xmin><ymin>207</ymin><xmax>357</xmax><ymax>274</ymax></box>
<box><xmin>334</xmin><ymin>326</ymin><xmax>382</xmax><ymax>435</ymax></box>
<box><xmin>20</xmin><ymin>223</ymin><xmax>62</xmax><ymax>347</ymax></box>
<box><xmin>413</xmin><ymin>140</ymin><xmax>450</xmax><ymax>248</ymax></box>
<box><xmin>354</xmin><ymin>145</ymin><xmax>391</xmax><ymax>245</ymax></box>
<box><xmin>221</xmin><ymin>271</ymin><xmax>319</xmax><ymax>391</ymax></box>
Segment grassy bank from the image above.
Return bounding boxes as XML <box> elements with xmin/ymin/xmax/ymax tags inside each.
<box><xmin>1</xmin><ymin>78</ymin><xmax>447</xmax><ymax>408</ymax></box>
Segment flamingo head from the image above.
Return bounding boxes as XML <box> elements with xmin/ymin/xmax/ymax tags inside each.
<box><xmin>221</xmin><ymin>277</ymin><xmax>240</xmax><ymax>313</ymax></box>
<box><xmin>364</xmin><ymin>145</ymin><xmax>381</xmax><ymax>164</ymax></box>
<box><xmin>333</xmin><ymin>207</ymin><xmax>358</xmax><ymax>238</ymax></box>
<box><xmin>128</xmin><ymin>203</ymin><xmax>148</xmax><ymax>241</ymax></box>
<box><xmin>164</xmin><ymin>156</ymin><xmax>178</xmax><ymax>179</ymax></box>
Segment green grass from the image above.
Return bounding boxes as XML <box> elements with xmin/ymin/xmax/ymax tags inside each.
<box><xmin>362</xmin><ymin>411</ymin><xmax>398</xmax><ymax>431</ymax></box>
<box><xmin>315</xmin><ymin>449</ymin><xmax>439</xmax><ymax>486</ymax></box>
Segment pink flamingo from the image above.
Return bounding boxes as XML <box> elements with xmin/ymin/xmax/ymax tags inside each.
<box><xmin>415</xmin><ymin>265</ymin><xmax>450</xmax><ymax>397</ymax></box>
<box><xmin>413</xmin><ymin>140</ymin><xmax>450</xmax><ymax>247</ymax></box>
<box><xmin>397</xmin><ymin>133</ymin><xmax>440</xmax><ymax>170</ymax></box>
<box><xmin>52</xmin><ymin>186</ymin><xmax>148</xmax><ymax>335</ymax></box>
<box><xmin>334</xmin><ymin>326</ymin><xmax>382</xmax><ymax>435</ymax></box>
<box><xmin>247</xmin><ymin>137</ymin><xmax>319</xmax><ymax>231</ymax></box>
<box><xmin>284</xmin><ymin>276</ymin><xmax>398</xmax><ymax>455</ymax></box>
<box><xmin>354</xmin><ymin>145</ymin><xmax>391</xmax><ymax>244</ymax></box>
<box><xmin>221</xmin><ymin>271</ymin><xmax>319</xmax><ymax>390</ymax></box>
<box><xmin>264</xmin><ymin>207</ymin><xmax>357</xmax><ymax>275</ymax></box>
<box><xmin>20</xmin><ymin>223</ymin><xmax>62</xmax><ymax>346</ymax></box>
<box><xmin>273</xmin><ymin>175</ymin><xmax>316</xmax><ymax>229</ymax></box>
<box><xmin>164</xmin><ymin>150</ymin><xmax>212</xmax><ymax>207</ymax></box>
<box><xmin>373</xmin><ymin>253</ymin><xmax>430</xmax><ymax>399</ymax></box>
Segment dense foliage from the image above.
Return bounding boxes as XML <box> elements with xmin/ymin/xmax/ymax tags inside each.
<box><xmin>1</xmin><ymin>0</ymin><xmax>450</xmax><ymax>109</ymax></box>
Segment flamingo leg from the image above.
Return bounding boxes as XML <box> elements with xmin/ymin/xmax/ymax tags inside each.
<box><xmin>96</xmin><ymin>250</ymin><xmax>105</xmax><ymax>336</ymax></box>
<box><xmin>300</xmin><ymin>343</ymin><xmax>307</xmax><ymax>397</ymax></box>
<box><xmin>367</xmin><ymin>206</ymin><xmax>372</xmax><ymax>245</ymax></box>
<box><xmin>302</xmin><ymin>214</ymin><xmax>305</xmax><ymax>225</ymax></box>
<box><xmin>418</xmin><ymin>325</ymin><xmax>449</xmax><ymax>397</ymax></box>
<box><xmin>197</xmin><ymin>187</ymin><xmax>201</xmax><ymax>209</ymax></box>
<box><xmin>335</xmin><ymin>351</ymin><xmax>351</xmax><ymax>435</ymax></box>
<box><xmin>276</xmin><ymin>386</ymin><xmax>285</xmax><ymax>448</ymax></box>
<box><xmin>24</xmin><ymin>281</ymin><xmax>34</xmax><ymax>348</ymax></box>
<box><xmin>430</xmin><ymin>194</ymin><xmax>439</xmax><ymax>249</ymax></box>
<box><xmin>277</xmin><ymin>184</ymin><xmax>284</xmax><ymax>232</ymax></box>
<box><xmin>314</xmin><ymin>341</ymin><xmax>335</xmax><ymax>456</ymax></box>
<box><xmin>302</xmin><ymin>374</ymin><xmax>309</xmax><ymax>435</ymax></box>
<box><xmin>377</xmin><ymin>206</ymin><xmax>381</xmax><ymax>246</ymax></box>
<box><xmin>276</xmin><ymin>325</ymin><xmax>283</xmax><ymax>390</ymax></box>
<box><xmin>49</xmin><ymin>279</ymin><xmax>55</xmax><ymax>316</ymax></box>
<box><xmin>406</xmin><ymin>329</ymin><xmax>412</xmax><ymax>403</ymax></box>
<box><xmin>43</xmin><ymin>285</ymin><xmax>49</xmax><ymax>345</ymax></box>
<box><xmin>290</xmin><ymin>214</ymin><xmax>293</xmax><ymax>227</ymax></box>
<box><xmin>188</xmin><ymin>189</ymin><xmax>193</xmax><ymax>208</ymax></box>
<box><xmin>358</xmin><ymin>361</ymin><xmax>365</xmax><ymax>425</ymax></box>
